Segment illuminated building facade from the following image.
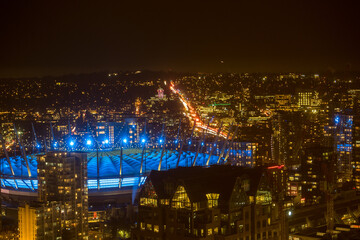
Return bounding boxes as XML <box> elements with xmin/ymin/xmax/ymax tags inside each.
<box><xmin>18</xmin><ymin>204</ymin><xmax>37</xmax><ymax>240</ymax></box>
<box><xmin>133</xmin><ymin>166</ymin><xmax>281</xmax><ymax>240</ymax></box>
<box><xmin>157</xmin><ymin>87</ymin><xmax>164</xmax><ymax>99</ymax></box>
<box><xmin>96</xmin><ymin>122</ymin><xmax>115</xmax><ymax>144</ymax></box>
<box><xmin>334</xmin><ymin>114</ymin><xmax>353</xmax><ymax>183</ymax></box>
<box><xmin>37</xmin><ymin>151</ymin><xmax>88</xmax><ymax>239</ymax></box>
<box><xmin>266</xmin><ymin>165</ymin><xmax>287</xmax><ymax>201</ymax></box>
<box><xmin>124</xmin><ymin>118</ymin><xmax>139</xmax><ymax>144</ymax></box>
<box><xmin>297</xmin><ymin>91</ymin><xmax>320</xmax><ymax>108</ymax></box>
<box><xmin>272</xmin><ymin>111</ymin><xmax>303</xmax><ymax>167</ymax></box>
<box><xmin>349</xmin><ymin>90</ymin><xmax>360</xmax><ymax>191</ymax></box>
<box><xmin>19</xmin><ymin>202</ymin><xmax>62</xmax><ymax>240</ymax></box>
<box><xmin>300</xmin><ymin>145</ymin><xmax>334</xmax><ymax>205</ymax></box>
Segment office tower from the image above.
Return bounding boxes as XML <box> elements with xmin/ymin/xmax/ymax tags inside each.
<box><xmin>96</xmin><ymin>122</ymin><xmax>115</xmax><ymax>144</ymax></box>
<box><xmin>37</xmin><ymin>151</ymin><xmax>89</xmax><ymax>239</ymax></box>
<box><xmin>351</xmin><ymin>90</ymin><xmax>360</xmax><ymax>191</ymax></box>
<box><xmin>334</xmin><ymin>114</ymin><xmax>353</xmax><ymax>184</ymax></box>
<box><xmin>298</xmin><ymin>91</ymin><xmax>320</xmax><ymax>107</ymax></box>
<box><xmin>271</xmin><ymin>111</ymin><xmax>304</xmax><ymax>168</ymax></box>
<box><xmin>300</xmin><ymin>145</ymin><xmax>335</xmax><ymax>205</ymax></box>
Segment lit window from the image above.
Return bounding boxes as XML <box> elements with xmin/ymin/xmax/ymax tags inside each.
<box><xmin>206</xmin><ymin>193</ymin><xmax>219</xmax><ymax>208</ymax></box>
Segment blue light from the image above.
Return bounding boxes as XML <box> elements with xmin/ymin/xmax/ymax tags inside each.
<box><xmin>141</xmin><ymin>138</ymin><xmax>146</xmax><ymax>143</ymax></box>
<box><xmin>335</xmin><ymin>116</ymin><xmax>340</xmax><ymax>125</ymax></box>
<box><xmin>86</xmin><ymin>139</ymin><xmax>92</xmax><ymax>146</ymax></box>
<box><xmin>201</xmin><ymin>142</ymin><xmax>204</xmax><ymax>146</ymax></box>
<box><xmin>53</xmin><ymin>142</ymin><xmax>57</xmax><ymax>147</ymax></box>
<box><xmin>159</xmin><ymin>139</ymin><xmax>163</xmax><ymax>144</ymax></box>
<box><xmin>69</xmin><ymin>141</ymin><xmax>74</xmax><ymax>147</ymax></box>
<box><xmin>175</xmin><ymin>140</ymin><xmax>178</xmax><ymax>144</ymax></box>
<box><xmin>104</xmin><ymin>139</ymin><xmax>109</xmax><ymax>144</ymax></box>
<box><xmin>36</xmin><ymin>144</ymin><xmax>40</xmax><ymax>148</ymax></box>
<box><xmin>123</xmin><ymin>138</ymin><xmax>127</xmax><ymax>144</ymax></box>
<box><xmin>188</xmin><ymin>141</ymin><xmax>191</xmax><ymax>145</ymax></box>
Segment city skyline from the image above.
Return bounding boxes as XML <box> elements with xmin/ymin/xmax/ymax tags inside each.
<box><xmin>2</xmin><ymin>1</ymin><xmax>360</xmax><ymax>239</ymax></box>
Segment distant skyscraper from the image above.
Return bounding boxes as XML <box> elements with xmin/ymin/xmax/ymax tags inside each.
<box><xmin>157</xmin><ymin>87</ymin><xmax>164</xmax><ymax>99</ymax></box>
<box><xmin>334</xmin><ymin>114</ymin><xmax>353</xmax><ymax>183</ymax></box>
<box><xmin>350</xmin><ymin>90</ymin><xmax>360</xmax><ymax>191</ymax></box>
<box><xmin>37</xmin><ymin>151</ymin><xmax>89</xmax><ymax>239</ymax></box>
<box><xmin>298</xmin><ymin>91</ymin><xmax>320</xmax><ymax>107</ymax></box>
<box><xmin>96</xmin><ymin>122</ymin><xmax>115</xmax><ymax>144</ymax></box>
<box><xmin>272</xmin><ymin>111</ymin><xmax>303</xmax><ymax>167</ymax></box>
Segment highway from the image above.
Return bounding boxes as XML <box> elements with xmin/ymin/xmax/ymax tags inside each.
<box><xmin>169</xmin><ymin>81</ymin><xmax>228</xmax><ymax>138</ymax></box>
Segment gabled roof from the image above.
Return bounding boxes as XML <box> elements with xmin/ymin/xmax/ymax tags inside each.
<box><xmin>144</xmin><ymin>165</ymin><xmax>266</xmax><ymax>204</ymax></box>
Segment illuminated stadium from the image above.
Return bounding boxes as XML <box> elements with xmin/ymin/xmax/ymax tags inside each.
<box><xmin>0</xmin><ymin>145</ymin><xmax>255</xmax><ymax>194</ymax></box>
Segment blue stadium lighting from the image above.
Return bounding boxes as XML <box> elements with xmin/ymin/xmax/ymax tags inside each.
<box><xmin>86</xmin><ymin>139</ymin><xmax>92</xmax><ymax>146</ymax></box>
<box><xmin>1</xmin><ymin>148</ymin><xmax>238</xmax><ymax>192</ymax></box>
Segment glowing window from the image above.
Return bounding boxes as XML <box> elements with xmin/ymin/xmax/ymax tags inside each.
<box><xmin>206</xmin><ymin>193</ymin><xmax>219</xmax><ymax>208</ymax></box>
<box><xmin>171</xmin><ymin>185</ymin><xmax>191</xmax><ymax>209</ymax></box>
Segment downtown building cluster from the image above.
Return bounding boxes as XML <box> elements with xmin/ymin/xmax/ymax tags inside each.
<box><xmin>1</xmin><ymin>72</ymin><xmax>360</xmax><ymax>239</ymax></box>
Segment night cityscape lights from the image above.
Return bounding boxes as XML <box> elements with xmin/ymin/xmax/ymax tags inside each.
<box><xmin>1</xmin><ymin>1</ymin><xmax>360</xmax><ymax>240</ymax></box>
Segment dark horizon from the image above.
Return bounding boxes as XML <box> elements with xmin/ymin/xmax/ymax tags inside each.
<box><xmin>1</xmin><ymin>1</ymin><xmax>359</xmax><ymax>78</ymax></box>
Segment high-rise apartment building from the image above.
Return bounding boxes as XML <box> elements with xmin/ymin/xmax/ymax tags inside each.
<box><xmin>334</xmin><ymin>114</ymin><xmax>353</xmax><ymax>184</ymax></box>
<box><xmin>18</xmin><ymin>204</ymin><xmax>37</xmax><ymax>240</ymax></box>
<box><xmin>300</xmin><ymin>145</ymin><xmax>335</xmax><ymax>205</ymax></box>
<box><xmin>271</xmin><ymin>111</ymin><xmax>303</xmax><ymax>168</ymax></box>
<box><xmin>19</xmin><ymin>202</ymin><xmax>62</xmax><ymax>240</ymax></box>
<box><xmin>19</xmin><ymin>151</ymin><xmax>89</xmax><ymax>239</ymax></box>
<box><xmin>350</xmin><ymin>90</ymin><xmax>360</xmax><ymax>191</ymax></box>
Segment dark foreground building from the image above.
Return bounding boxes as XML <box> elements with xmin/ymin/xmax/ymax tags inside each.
<box><xmin>132</xmin><ymin>165</ymin><xmax>282</xmax><ymax>240</ymax></box>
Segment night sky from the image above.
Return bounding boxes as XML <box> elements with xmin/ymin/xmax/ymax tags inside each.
<box><xmin>1</xmin><ymin>1</ymin><xmax>359</xmax><ymax>77</ymax></box>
